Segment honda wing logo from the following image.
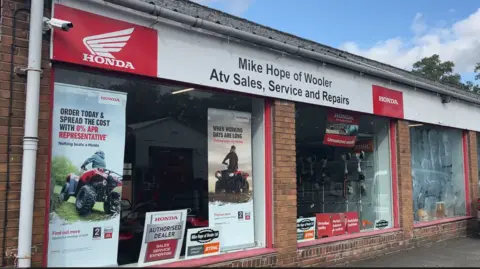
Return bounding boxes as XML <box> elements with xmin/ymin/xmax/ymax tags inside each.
<box><xmin>82</xmin><ymin>28</ymin><xmax>135</xmax><ymax>70</ymax></box>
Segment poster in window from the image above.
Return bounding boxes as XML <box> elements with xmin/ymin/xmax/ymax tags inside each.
<box><xmin>207</xmin><ymin>108</ymin><xmax>255</xmax><ymax>251</ymax></box>
<box><xmin>323</xmin><ymin>109</ymin><xmax>359</xmax><ymax>148</ymax></box>
<box><xmin>47</xmin><ymin>83</ymin><xmax>127</xmax><ymax>267</ymax></box>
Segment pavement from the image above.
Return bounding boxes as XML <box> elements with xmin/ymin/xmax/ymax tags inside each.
<box><xmin>347</xmin><ymin>237</ymin><xmax>480</xmax><ymax>267</ymax></box>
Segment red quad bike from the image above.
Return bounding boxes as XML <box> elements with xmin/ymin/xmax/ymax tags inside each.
<box><xmin>214</xmin><ymin>165</ymin><xmax>249</xmax><ymax>194</ymax></box>
<box><xmin>60</xmin><ymin>168</ymin><xmax>123</xmax><ymax>216</ymax></box>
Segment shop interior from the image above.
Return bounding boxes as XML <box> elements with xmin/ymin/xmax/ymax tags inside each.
<box><xmin>295</xmin><ymin>103</ymin><xmax>393</xmax><ymax>235</ymax></box>
<box><xmin>54</xmin><ymin>67</ymin><xmax>260</xmax><ymax>265</ymax></box>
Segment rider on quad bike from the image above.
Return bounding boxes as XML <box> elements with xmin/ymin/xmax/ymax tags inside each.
<box><xmin>215</xmin><ymin>146</ymin><xmax>249</xmax><ymax>193</ymax></box>
<box><xmin>81</xmin><ymin>150</ymin><xmax>106</xmax><ymax>170</ymax></box>
<box><xmin>59</xmin><ymin>150</ymin><xmax>122</xmax><ymax>216</ymax></box>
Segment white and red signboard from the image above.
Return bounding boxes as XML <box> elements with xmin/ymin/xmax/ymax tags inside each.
<box><xmin>138</xmin><ymin>210</ymin><xmax>187</xmax><ymax>266</ymax></box>
<box><xmin>51</xmin><ymin>2</ymin><xmax>480</xmax><ymax>132</ymax></box>
<box><xmin>52</xmin><ymin>4</ymin><xmax>157</xmax><ymax>77</ymax></box>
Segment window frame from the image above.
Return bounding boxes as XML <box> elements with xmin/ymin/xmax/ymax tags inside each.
<box><xmin>294</xmin><ymin>109</ymin><xmax>400</xmax><ymax>248</ymax></box>
<box><xmin>43</xmin><ymin>64</ymin><xmax>275</xmax><ymax>267</ymax></box>
<box><xmin>409</xmin><ymin>124</ymin><xmax>471</xmax><ymax>228</ymax></box>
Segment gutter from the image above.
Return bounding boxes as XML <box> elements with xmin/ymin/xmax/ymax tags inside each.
<box><xmin>103</xmin><ymin>0</ymin><xmax>480</xmax><ymax>106</ymax></box>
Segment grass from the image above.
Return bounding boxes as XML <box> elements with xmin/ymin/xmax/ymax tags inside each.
<box><xmin>53</xmin><ymin>184</ymin><xmax>116</xmax><ymax>223</ymax></box>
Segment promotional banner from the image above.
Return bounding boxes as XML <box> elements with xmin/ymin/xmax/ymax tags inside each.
<box><xmin>323</xmin><ymin>109</ymin><xmax>359</xmax><ymax>148</ymax></box>
<box><xmin>47</xmin><ymin>83</ymin><xmax>127</xmax><ymax>267</ymax></box>
<box><xmin>296</xmin><ymin>217</ymin><xmax>316</xmax><ymax>242</ymax></box>
<box><xmin>185</xmin><ymin>227</ymin><xmax>221</xmax><ymax>260</ymax></box>
<box><xmin>316</xmin><ymin>213</ymin><xmax>332</xmax><ymax>238</ymax></box>
<box><xmin>207</xmin><ymin>108</ymin><xmax>255</xmax><ymax>251</ymax></box>
<box><xmin>138</xmin><ymin>210</ymin><xmax>188</xmax><ymax>266</ymax></box>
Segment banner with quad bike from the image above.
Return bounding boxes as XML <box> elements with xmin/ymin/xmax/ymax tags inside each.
<box><xmin>47</xmin><ymin>83</ymin><xmax>127</xmax><ymax>267</ymax></box>
<box><xmin>207</xmin><ymin>108</ymin><xmax>255</xmax><ymax>251</ymax></box>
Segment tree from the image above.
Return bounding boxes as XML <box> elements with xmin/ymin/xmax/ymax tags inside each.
<box><xmin>51</xmin><ymin>156</ymin><xmax>80</xmax><ymax>186</ymax></box>
<box><xmin>475</xmin><ymin>62</ymin><xmax>480</xmax><ymax>81</ymax></box>
<box><xmin>411</xmin><ymin>54</ymin><xmax>463</xmax><ymax>88</ymax></box>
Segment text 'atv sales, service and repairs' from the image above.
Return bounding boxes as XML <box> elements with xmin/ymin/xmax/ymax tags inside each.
<box><xmin>208</xmin><ymin>57</ymin><xmax>350</xmax><ymax>106</ymax></box>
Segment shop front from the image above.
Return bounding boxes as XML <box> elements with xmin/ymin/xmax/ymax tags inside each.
<box><xmin>40</xmin><ymin>0</ymin><xmax>480</xmax><ymax>267</ymax></box>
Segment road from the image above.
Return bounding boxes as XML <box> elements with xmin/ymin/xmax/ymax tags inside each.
<box><xmin>347</xmin><ymin>237</ymin><xmax>480</xmax><ymax>267</ymax></box>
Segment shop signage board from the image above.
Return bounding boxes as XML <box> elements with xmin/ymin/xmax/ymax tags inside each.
<box><xmin>52</xmin><ymin>4</ymin><xmax>158</xmax><ymax>77</ymax></box>
<box><xmin>344</xmin><ymin>212</ymin><xmax>360</xmax><ymax>233</ymax></box>
<box><xmin>185</xmin><ymin>227</ymin><xmax>222</xmax><ymax>259</ymax></box>
<box><xmin>323</xmin><ymin>109</ymin><xmax>359</xmax><ymax>148</ymax></box>
<box><xmin>47</xmin><ymin>83</ymin><xmax>127</xmax><ymax>267</ymax></box>
<box><xmin>51</xmin><ymin>3</ymin><xmax>480</xmax><ymax>132</ymax></box>
<box><xmin>207</xmin><ymin>108</ymin><xmax>255</xmax><ymax>251</ymax></box>
<box><xmin>316</xmin><ymin>213</ymin><xmax>332</xmax><ymax>238</ymax></box>
<box><xmin>138</xmin><ymin>210</ymin><xmax>188</xmax><ymax>266</ymax></box>
<box><xmin>296</xmin><ymin>217</ymin><xmax>316</xmax><ymax>242</ymax></box>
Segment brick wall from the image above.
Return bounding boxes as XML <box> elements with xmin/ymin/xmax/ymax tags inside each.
<box><xmin>0</xmin><ymin>0</ymin><xmax>51</xmax><ymax>266</ymax></box>
<box><xmin>272</xmin><ymin>100</ymin><xmax>297</xmax><ymax>267</ymax></box>
<box><xmin>467</xmin><ymin>131</ymin><xmax>479</xmax><ymax>214</ymax></box>
<box><xmin>396</xmin><ymin>120</ymin><xmax>414</xmax><ymax>240</ymax></box>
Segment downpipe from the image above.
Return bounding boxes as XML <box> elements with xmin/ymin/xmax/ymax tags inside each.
<box><xmin>16</xmin><ymin>0</ymin><xmax>44</xmax><ymax>267</ymax></box>
<box><xmin>104</xmin><ymin>0</ymin><xmax>480</xmax><ymax>106</ymax></box>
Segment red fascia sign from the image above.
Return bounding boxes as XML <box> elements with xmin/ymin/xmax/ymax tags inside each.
<box><xmin>52</xmin><ymin>4</ymin><xmax>158</xmax><ymax>77</ymax></box>
<box><xmin>372</xmin><ymin>85</ymin><xmax>404</xmax><ymax>119</ymax></box>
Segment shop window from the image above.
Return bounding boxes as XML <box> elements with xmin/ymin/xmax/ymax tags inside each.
<box><xmin>48</xmin><ymin>67</ymin><xmax>267</xmax><ymax>267</ymax></box>
<box><xmin>295</xmin><ymin>103</ymin><xmax>393</xmax><ymax>242</ymax></box>
<box><xmin>410</xmin><ymin>123</ymin><xmax>466</xmax><ymax>223</ymax></box>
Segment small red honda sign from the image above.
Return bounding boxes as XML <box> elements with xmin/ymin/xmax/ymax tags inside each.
<box><xmin>52</xmin><ymin>4</ymin><xmax>157</xmax><ymax>77</ymax></box>
<box><xmin>372</xmin><ymin>85</ymin><xmax>404</xmax><ymax>119</ymax></box>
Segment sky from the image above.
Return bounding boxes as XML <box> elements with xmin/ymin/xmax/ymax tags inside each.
<box><xmin>192</xmin><ymin>0</ymin><xmax>480</xmax><ymax>84</ymax></box>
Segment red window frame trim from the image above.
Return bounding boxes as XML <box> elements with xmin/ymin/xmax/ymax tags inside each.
<box><xmin>42</xmin><ymin>65</ymin><xmax>275</xmax><ymax>267</ymax></box>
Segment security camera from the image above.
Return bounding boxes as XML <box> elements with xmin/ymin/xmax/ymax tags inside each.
<box><xmin>43</xmin><ymin>17</ymin><xmax>74</xmax><ymax>32</ymax></box>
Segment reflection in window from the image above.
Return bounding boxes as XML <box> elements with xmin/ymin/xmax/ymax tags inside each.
<box><xmin>410</xmin><ymin>123</ymin><xmax>466</xmax><ymax>223</ymax></box>
<box><xmin>295</xmin><ymin>103</ymin><xmax>393</xmax><ymax>240</ymax></box>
